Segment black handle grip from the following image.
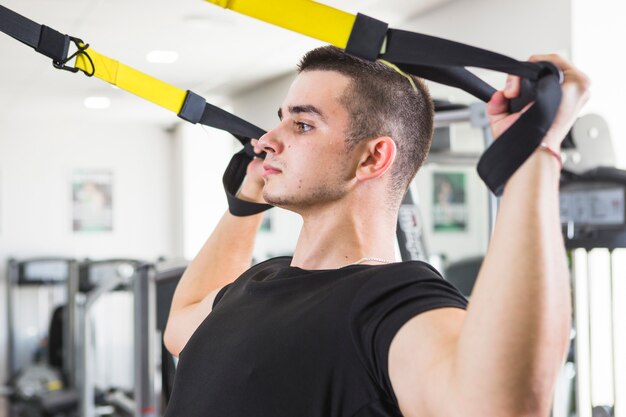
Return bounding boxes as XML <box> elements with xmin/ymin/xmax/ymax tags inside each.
<box><xmin>508</xmin><ymin>61</ymin><xmax>562</xmax><ymax>113</ymax></box>
<box><xmin>508</xmin><ymin>78</ymin><xmax>537</xmax><ymax>113</ymax></box>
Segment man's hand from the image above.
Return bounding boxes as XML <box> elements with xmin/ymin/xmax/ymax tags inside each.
<box><xmin>487</xmin><ymin>54</ymin><xmax>591</xmax><ymax>149</ymax></box>
<box><xmin>237</xmin><ymin>138</ymin><xmax>266</xmax><ymax>203</ymax></box>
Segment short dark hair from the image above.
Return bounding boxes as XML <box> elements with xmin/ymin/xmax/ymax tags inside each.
<box><xmin>297</xmin><ymin>46</ymin><xmax>434</xmax><ymax>203</ymax></box>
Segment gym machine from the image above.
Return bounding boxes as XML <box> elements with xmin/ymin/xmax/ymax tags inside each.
<box><xmin>558</xmin><ymin>166</ymin><xmax>626</xmax><ymax>417</ymax></box>
<box><xmin>3</xmin><ymin>257</ymin><xmax>80</xmax><ymax>417</ymax></box>
<box><xmin>396</xmin><ymin>100</ymin><xmax>495</xmax><ymax>264</ymax></box>
<box><xmin>73</xmin><ymin>259</ymin><xmax>188</xmax><ymax>417</ymax></box>
<box><xmin>73</xmin><ymin>259</ymin><xmax>154</xmax><ymax>417</ymax></box>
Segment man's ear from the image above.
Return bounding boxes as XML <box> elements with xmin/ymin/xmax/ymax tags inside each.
<box><xmin>355</xmin><ymin>136</ymin><xmax>397</xmax><ymax>182</ymax></box>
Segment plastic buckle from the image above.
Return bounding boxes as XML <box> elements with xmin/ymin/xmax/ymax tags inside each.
<box><xmin>52</xmin><ymin>36</ymin><xmax>95</xmax><ymax>77</ymax></box>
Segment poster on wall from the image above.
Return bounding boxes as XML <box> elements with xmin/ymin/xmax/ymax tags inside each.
<box><xmin>72</xmin><ymin>171</ymin><xmax>113</xmax><ymax>232</ymax></box>
<box><xmin>432</xmin><ymin>171</ymin><xmax>467</xmax><ymax>232</ymax></box>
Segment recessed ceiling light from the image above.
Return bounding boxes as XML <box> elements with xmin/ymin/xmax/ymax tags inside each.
<box><xmin>84</xmin><ymin>96</ymin><xmax>111</xmax><ymax>109</ymax></box>
<box><xmin>146</xmin><ymin>50</ymin><xmax>179</xmax><ymax>64</ymax></box>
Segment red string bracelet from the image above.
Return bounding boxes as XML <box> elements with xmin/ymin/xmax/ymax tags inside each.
<box><xmin>538</xmin><ymin>142</ymin><xmax>563</xmax><ymax>170</ymax></box>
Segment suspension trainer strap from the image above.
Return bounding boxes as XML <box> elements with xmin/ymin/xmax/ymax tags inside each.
<box><xmin>206</xmin><ymin>0</ymin><xmax>563</xmax><ymax>196</ymax></box>
<box><xmin>0</xmin><ymin>5</ymin><xmax>69</xmax><ymax>62</ymax></box>
<box><xmin>0</xmin><ymin>4</ymin><xmax>271</xmax><ymax>216</ymax></box>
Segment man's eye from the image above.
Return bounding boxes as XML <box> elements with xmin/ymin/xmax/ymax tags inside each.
<box><xmin>295</xmin><ymin>122</ymin><xmax>312</xmax><ymax>133</ymax></box>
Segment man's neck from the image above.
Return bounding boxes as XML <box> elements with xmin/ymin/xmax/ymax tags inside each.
<box><xmin>290</xmin><ymin>201</ymin><xmax>398</xmax><ymax>270</ymax></box>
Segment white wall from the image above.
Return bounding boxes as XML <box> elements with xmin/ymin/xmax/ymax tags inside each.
<box><xmin>0</xmin><ymin>115</ymin><xmax>175</xmax><ymax>409</ymax></box>
<box><xmin>0</xmin><ymin>119</ymin><xmax>174</xmax><ymax>259</ymax></box>
<box><xmin>571</xmin><ymin>0</ymin><xmax>626</xmax><ymax>166</ymax></box>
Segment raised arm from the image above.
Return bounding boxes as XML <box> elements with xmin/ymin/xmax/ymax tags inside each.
<box><xmin>390</xmin><ymin>55</ymin><xmax>590</xmax><ymax>417</ymax></box>
<box><xmin>164</xmin><ymin>142</ymin><xmax>267</xmax><ymax>356</ymax></box>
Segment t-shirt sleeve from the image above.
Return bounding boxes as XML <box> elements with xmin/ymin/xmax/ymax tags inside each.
<box><xmin>212</xmin><ymin>283</ymin><xmax>233</xmax><ymax>308</ymax></box>
<box><xmin>349</xmin><ymin>262</ymin><xmax>468</xmax><ymax>405</ymax></box>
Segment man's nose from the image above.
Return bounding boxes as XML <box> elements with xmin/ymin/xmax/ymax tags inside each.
<box><xmin>257</xmin><ymin>125</ymin><xmax>283</xmax><ymax>154</ymax></box>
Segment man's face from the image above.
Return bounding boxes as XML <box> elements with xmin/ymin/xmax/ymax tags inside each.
<box><xmin>259</xmin><ymin>70</ymin><xmax>360</xmax><ymax>212</ymax></box>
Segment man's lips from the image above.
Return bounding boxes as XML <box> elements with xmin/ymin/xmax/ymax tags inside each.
<box><xmin>262</xmin><ymin>162</ymin><xmax>282</xmax><ymax>176</ymax></box>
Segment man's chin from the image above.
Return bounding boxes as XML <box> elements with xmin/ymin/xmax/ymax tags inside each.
<box><xmin>262</xmin><ymin>191</ymin><xmax>297</xmax><ymax>211</ymax></box>
<box><xmin>262</xmin><ymin>194</ymin><xmax>288</xmax><ymax>208</ymax></box>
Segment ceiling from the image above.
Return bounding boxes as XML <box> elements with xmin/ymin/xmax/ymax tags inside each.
<box><xmin>0</xmin><ymin>0</ymin><xmax>456</xmax><ymax>126</ymax></box>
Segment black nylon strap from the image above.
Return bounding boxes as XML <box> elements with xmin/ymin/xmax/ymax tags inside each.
<box><xmin>477</xmin><ymin>71</ymin><xmax>562</xmax><ymax>194</ymax></box>
<box><xmin>345</xmin><ymin>13</ymin><xmax>388</xmax><ymax>61</ymax></box>
<box><xmin>199</xmin><ymin>104</ymin><xmax>265</xmax><ymax>146</ymax></box>
<box><xmin>381</xmin><ymin>28</ymin><xmax>548</xmax><ymax>114</ymax></box>
<box><xmin>0</xmin><ymin>6</ymin><xmax>69</xmax><ymax>62</ymax></box>
<box><xmin>223</xmin><ymin>149</ymin><xmax>273</xmax><ymax>216</ymax></box>
<box><xmin>397</xmin><ymin>63</ymin><xmax>496</xmax><ymax>103</ymax></box>
<box><xmin>178</xmin><ymin>92</ymin><xmax>272</xmax><ymax>216</ymax></box>
<box><xmin>188</xmin><ymin>94</ymin><xmax>271</xmax><ymax>216</ymax></box>
<box><xmin>0</xmin><ymin>4</ymin><xmax>40</xmax><ymax>48</ymax></box>
<box><xmin>345</xmin><ymin>17</ymin><xmax>563</xmax><ymax>195</ymax></box>
<box><xmin>383</xmin><ymin>29</ymin><xmax>540</xmax><ymax>78</ymax></box>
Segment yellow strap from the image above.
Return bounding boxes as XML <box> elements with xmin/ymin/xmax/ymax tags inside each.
<box><xmin>205</xmin><ymin>0</ymin><xmax>355</xmax><ymax>48</ymax></box>
<box><xmin>377</xmin><ymin>59</ymin><xmax>417</xmax><ymax>92</ymax></box>
<box><xmin>75</xmin><ymin>47</ymin><xmax>187</xmax><ymax>114</ymax></box>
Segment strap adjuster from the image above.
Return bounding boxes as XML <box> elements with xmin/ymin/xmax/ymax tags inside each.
<box><xmin>52</xmin><ymin>36</ymin><xmax>95</xmax><ymax>77</ymax></box>
<box><xmin>36</xmin><ymin>25</ymin><xmax>69</xmax><ymax>61</ymax></box>
<box><xmin>178</xmin><ymin>90</ymin><xmax>206</xmax><ymax>124</ymax></box>
<box><xmin>345</xmin><ymin>13</ymin><xmax>388</xmax><ymax>61</ymax></box>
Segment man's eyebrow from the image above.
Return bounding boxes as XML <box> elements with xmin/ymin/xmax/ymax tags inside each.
<box><xmin>276</xmin><ymin>105</ymin><xmax>326</xmax><ymax>122</ymax></box>
<box><xmin>289</xmin><ymin>105</ymin><xmax>326</xmax><ymax>121</ymax></box>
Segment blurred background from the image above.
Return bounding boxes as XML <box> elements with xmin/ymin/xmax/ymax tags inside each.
<box><xmin>0</xmin><ymin>0</ymin><xmax>624</xmax><ymax>416</ymax></box>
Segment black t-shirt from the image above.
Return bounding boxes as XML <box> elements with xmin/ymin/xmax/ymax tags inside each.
<box><xmin>165</xmin><ymin>257</ymin><xmax>468</xmax><ymax>417</ymax></box>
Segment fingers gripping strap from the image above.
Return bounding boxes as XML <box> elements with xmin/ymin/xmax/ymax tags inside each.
<box><xmin>223</xmin><ymin>150</ymin><xmax>273</xmax><ymax>216</ymax></box>
<box><xmin>345</xmin><ymin>13</ymin><xmax>388</xmax><ymax>61</ymax></box>
<box><xmin>477</xmin><ymin>72</ymin><xmax>562</xmax><ymax>195</ymax></box>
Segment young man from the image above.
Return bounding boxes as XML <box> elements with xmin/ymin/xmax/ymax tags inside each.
<box><xmin>164</xmin><ymin>46</ymin><xmax>589</xmax><ymax>417</ymax></box>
